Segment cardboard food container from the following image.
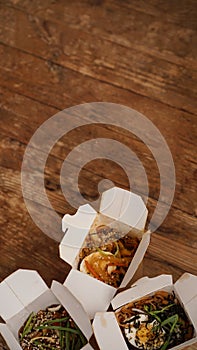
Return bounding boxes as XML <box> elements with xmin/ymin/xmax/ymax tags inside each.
<box><xmin>59</xmin><ymin>187</ymin><xmax>151</xmax><ymax>319</ymax></box>
<box><xmin>0</xmin><ymin>269</ymin><xmax>93</xmax><ymax>350</ymax></box>
<box><xmin>93</xmin><ymin>273</ymin><xmax>197</xmax><ymax>350</ymax></box>
<box><xmin>0</xmin><ymin>324</ymin><xmax>22</xmax><ymax>349</ymax></box>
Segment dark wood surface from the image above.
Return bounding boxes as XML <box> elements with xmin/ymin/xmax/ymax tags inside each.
<box><xmin>0</xmin><ymin>1</ymin><xmax>197</xmax><ymax>349</ymax></box>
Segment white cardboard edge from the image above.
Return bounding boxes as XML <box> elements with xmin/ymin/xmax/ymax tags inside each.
<box><xmin>93</xmin><ymin>274</ymin><xmax>197</xmax><ymax>350</ymax></box>
<box><xmin>174</xmin><ymin>273</ymin><xmax>197</xmax><ymax>331</ymax></box>
<box><xmin>62</xmin><ymin>204</ymin><xmax>97</xmax><ymax>232</ymax></box>
<box><xmin>93</xmin><ymin>312</ymin><xmax>128</xmax><ymax>350</ymax></box>
<box><xmin>120</xmin><ymin>230</ymin><xmax>151</xmax><ymax>288</ymax></box>
<box><xmin>60</xmin><ymin>204</ymin><xmax>97</xmax><ymax>265</ymax></box>
<box><xmin>0</xmin><ymin>324</ymin><xmax>22</xmax><ymax>350</ymax></box>
<box><xmin>0</xmin><ymin>270</ymin><xmax>93</xmax><ymax>349</ymax></box>
<box><xmin>112</xmin><ymin>275</ymin><xmax>173</xmax><ymax>310</ymax></box>
<box><xmin>64</xmin><ymin>269</ymin><xmax>116</xmax><ymax>320</ymax></box>
<box><xmin>0</xmin><ymin>269</ymin><xmax>48</xmax><ymax>321</ymax></box>
<box><xmin>100</xmin><ymin>187</ymin><xmax>148</xmax><ymax>230</ymax></box>
<box><xmin>51</xmin><ymin>280</ymin><xmax>92</xmax><ymax>341</ymax></box>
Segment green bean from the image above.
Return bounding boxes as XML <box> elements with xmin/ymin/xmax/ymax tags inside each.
<box><xmin>65</xmin><ymin>321</ymin><xmax>70</xmax><ymax>349</ymax></box>
<box><xmin>20</xmin><ymin>312</ymin><xmax>35</xmax><ymax>339</ymax></box>
<box><xmin>36</xmin><ymin>324</ymin><xmax>81</xmax><ymax>334</ymax></box>
<box><xmin>42</xmin><ymin>316</ymin><xmax>69</xmax><ymax>325</ymax></box>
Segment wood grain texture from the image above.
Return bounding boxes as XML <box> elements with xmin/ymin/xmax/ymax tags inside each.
<box><xmin>0</xmin><ymin>1</ymin><xmax>197</xmax><ymax>349</ymax></box>
<box><xmin>0</xmin><ymin>1</ymin><xmax>197</xmax><ymax>113</ymax></box>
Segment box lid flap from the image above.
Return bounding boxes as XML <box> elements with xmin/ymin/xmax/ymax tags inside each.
<box><xmin>64</xmin><ymin>269</ymin><xmax>116</xmax><ymax>319</ymax></box>
<box><xmin>174</xmin><ymin>273</ymin><xmax>197</xmax><ymax>330</ymax></box>
<box><xmin>120</xmin><ymin>230</ymin><xmax>151</xmax><ymax>288</ymax></box>
<box><xmin>0</xmin><ymin>269</ymin><xmax>48</xmax><ymax>321</ymax></box>
<box><xmin>0</xmin><ymin>281</ymin><xmax>24</xmax><ymax>321</ymax></box>
<box><xmin>51</xmin><ymin>280</ymin><xmax>92</xmax><ymax>340</ymax></box>
<box><xmin>112</xmin><ymin>275</ymin><xmax>173</xmax><ymax>310</ymax></box>
<box><xmin>62</xmin><ymin>204</ymin><xmax>97</xmax><ymax>232</ymax></box>
<box><xmin>0</xmin><ymin>324</ymin><xmax>22</xmax><ymax>350</ymax></box>
<box><xmin>93</xmin><ymin>312</ymin><xmax>128</xmax><ymax>350</ymax></box>
<box><xmin>174</xmin><ymin>273</ymin><xmax>197</xmax><ymax>305</ymax></box>
<box><xmin>60</xmin><ymin>205</ymin><xmax>97</xmax><ymax>265</ymax></box>
<box><xmin>100</xmin><ymin>187</ymin><xmax>148</xmax><ymax>229</ymax></box>
<box><xmin>4</xmin><ymin>269</ymin><xmax>48</xmax><ymax>305</ymax></box>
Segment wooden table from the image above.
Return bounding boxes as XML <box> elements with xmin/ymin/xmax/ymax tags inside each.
<box><xmin>0</xmin><ymin>1</ymin><xmax>196</xmax><ymax>349</ymax></box>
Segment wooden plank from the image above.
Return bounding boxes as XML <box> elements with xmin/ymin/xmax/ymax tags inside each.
<box><xmin>3</xmin><ymin>0</ymin><xmax>197</xmax><ymax>58</ymax></box>
<box><xmin>4</xmin><ymin>0</ymin><xmax>197</xmax><ymax>29</ymax></box>
<box><xmin>0</xmin><ymin>86</ymin><xmax>196</xmax><ymax>217</ymax></box>
<box><xmin>0</xmin><ymin>192</ymin><xmax>69</xmax><ymax>285</ymax></box>
<box><xmin>112</xmin><ymin>0</ymin><xmax>197</xmax><ymax>29</ymax></box>
<box><xmin>0</xmin><ymin>2</ymin><xmax>196</xmax><ymax>349</ymax></box>
<box><xmin>0</xmin><ymin>186</ymin><xmax>196</xmax><ymax>285</ymax></box>
<box><xmin>0</xmin><ymin>128</ymin><xmax>196</xmax><ymax>250</ymax></box>
<box><xmin>0</xmin><ymin>4</ymin><xmax>196</xmax><ymax>112</ymax></box>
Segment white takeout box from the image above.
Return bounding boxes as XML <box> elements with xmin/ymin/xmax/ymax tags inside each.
<box><xmin>0</xmin><ymin>324</ymin><xmax>22</xmax><ymax>350</ymax></box>
<box><xmin>0</xmin><ymin>269</ymin><xmax>93</xmax><ymax>350</ymax></box>
<box><xmin>93</xmin><ymin>273</ymin><xmax>197</xmax><ymax>350</ymax></box>
<box><xmin>59</xmin><ymin>187</ymin><xmax>151</xmax><ymax>319</ymax></box>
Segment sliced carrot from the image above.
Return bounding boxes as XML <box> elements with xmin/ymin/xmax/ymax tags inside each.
<box><xmin>85</xmin><ymin>260</ymin><xmax>103</xmax><ymax>281</ymax></box>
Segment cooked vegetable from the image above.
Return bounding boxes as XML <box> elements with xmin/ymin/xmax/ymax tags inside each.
<box><xmin>18</xmin><ymin>304</ymin><xmax>87</xmax><ymax>350</ymax></box>
<box><xmin>116</xmin><ymin>291</ymin><xmax>194</xmax><ymax>350</ymax></box>
<box><xmin>78</xmin><ymin>225</ymin><xmax>140</xmax><ymax>287</ymax></box>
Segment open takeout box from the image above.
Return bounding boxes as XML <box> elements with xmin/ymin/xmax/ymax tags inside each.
<box><xmin>59</xmin><ymin>187</ymin><xmax>151</xmax><ymax>319</ymax></box>
<box><xmin>93</xmin><ymin>273</ymin><xmax>197</xmax><ymax>350</ymax></box>
<box><xmin>0</xmin><ymin>269</ymin><xmax>93</xmax><ymax>350</ymax></box>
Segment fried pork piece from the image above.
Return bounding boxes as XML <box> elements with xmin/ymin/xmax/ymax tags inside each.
<box><xmin>0</xmin><ymin>334</ymin><xmax>10</xmax><ymax>350</ymax></box>
<box><xmin>78</xmin><ymin>225</ymin><xmax>140</xmax><ymax>287</ymax></box>
<box><xmin>116</xmin><ymin>291</ymin><xmax>194</xmax><ymax>350</ymax></box>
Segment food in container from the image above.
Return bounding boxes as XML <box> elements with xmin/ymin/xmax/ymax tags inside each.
<box><xmin>78</xmin><ymin>224</ymin><xmax>140</xmax><ymax>287</ymax></box>
<box><xmin>0</xmin><ymin>270</ymin><xmax>93</xmax><ymax>350</ymax></box>
<box><xmin>60</xmin><ymin>187</ymin><xmax>150</xmax><ymax>319</ymax></box>
<box><xmin>115</xmin><ymin>291</ymin><xmax>194</xmax><ymax>350</ymax></box>
<box><xmin>19</xmin><ymin>304</ymin><xmax>87</xmax><ymax>350</ymax></box>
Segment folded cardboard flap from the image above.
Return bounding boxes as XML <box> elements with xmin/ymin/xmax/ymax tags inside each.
<box><xmin>4</xmin><ymin>269</ymin><xmax>48</xmax><ymax>306</ymax></box>
<box><xmin>64</xmin><ymin>269</ymin><xmax>116</xmax><ymax>319</ymax></box>
<box><xmin>120</xmin><ymin>230</ymin><xmax>151</xmax><ymax>288</ymax></box>
<box><xmin>0</xmin><ymin>324</ymin><xmax>22</xmax><ymax>350</ymax></box>
<box><xmin>93</xmin><ymin>312</ymin><xmax>128</xmax><ymax>350</ymax></box>
<box><xmin>51</xmin><ymin>280</ymin><xmax>92</xmax><ymax>341</ymax></box>
<box><xmin>60</xmin><ymin>226</ymin><xmax>92</xmax><ymax>266</ymax></box>
<box><xmin>186</xmin><ymin>296</ymin><xmax>197</xmax><ymax>334</ymax></box>
<box><xmin>60</xmin><ymin>205</ymin><xmax>97</xmax><ymax>265</ymax></box>
<box><xmin>0</xmin><ymin>269</ymin><xmax>50</xmax><ymax>323</ymax></box>
<box><xmin>174</xmin><ymin>273</ymin><xmax>197</xmax><ymax>331</ymax></box>
<box><xmin>174</xmin><ymin>273</ymin><xmax>197</xmax><ymax>305</ymax></box>
<box><xmin>0</xmin><ymin>281</ymin><xmax>25</xmax><ymax>321</ymax></box>
<box><xmin>112</xmin><ymin>274</ymin><xmax>173</xmax><ymax>310</ymax></box>
<box><xmin>62</xmin><ymin>204</ymin><xmax>97</xmax><ymax>232</ymax></box>
<box><xmin>100</xmin><ymin>187</ymin><xmax>148</xmax><ymax>229</ymax></box>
